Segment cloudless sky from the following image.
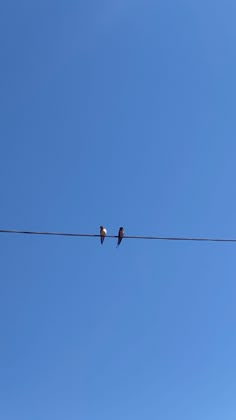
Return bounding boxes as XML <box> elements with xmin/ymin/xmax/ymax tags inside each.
<box><xmin>1</xmin><ymin>1</ymin><xmax>236</xmax><ymax>419</ymax></box>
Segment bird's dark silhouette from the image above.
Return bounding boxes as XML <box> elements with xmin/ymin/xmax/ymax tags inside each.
<box><xmin>117</xmin><ymin>227</ymin><xmax>124</xmax><ymax>247</ymax></box>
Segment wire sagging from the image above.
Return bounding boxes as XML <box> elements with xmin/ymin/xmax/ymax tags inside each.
<box><xmin>0</xmin><ymin>229</ymin><xmax>236</xmax><ymax>243</ymax></box>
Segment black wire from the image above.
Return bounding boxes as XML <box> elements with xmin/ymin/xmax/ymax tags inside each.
<box><xmin>0</xmin><ymin>229</ymin><xmax>236</xmax><ymax>243</ymax></box>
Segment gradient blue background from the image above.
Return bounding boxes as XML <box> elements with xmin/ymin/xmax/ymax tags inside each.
<box><xmin>1</xmin><ymin>1</ymin><xmax>236</xmax><ymax>419</ymax></box>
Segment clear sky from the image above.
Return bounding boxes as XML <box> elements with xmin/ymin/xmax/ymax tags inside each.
<box><xmin>1</xmin><ymin>1</ymin><xmax>236</xmax><ymax>419</ymax></box>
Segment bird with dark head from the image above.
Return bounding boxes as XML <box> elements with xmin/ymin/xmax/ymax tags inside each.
<box><xmin>117</xmin><ymin>227</ymin><xmax>124</xmax><ymax>247</ymax></box>
<box><xmin>100</xmin><ymin>226</ymin><xmax>107</xmax><ymax>244</ymax></box>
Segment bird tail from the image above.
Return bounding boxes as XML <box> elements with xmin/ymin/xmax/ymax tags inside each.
<box><xmin>101</xmin><ymin>236</ymin><xmax>104</xmax><ymax>244</ymax></box>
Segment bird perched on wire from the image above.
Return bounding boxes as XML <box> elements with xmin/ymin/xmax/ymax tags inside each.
<box><xmin>100</xmin><ymin>226</ymin><xmax>107</xmax><ymax>244</ymax></box>
<box><xmin>117</xmin><ymin>227</ymin><xmax>124</xmax><ymax>247</ymax></box>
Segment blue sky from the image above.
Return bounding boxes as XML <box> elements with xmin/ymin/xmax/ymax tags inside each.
<box><xmin>1</xmin><ymin>1</ymin><xmax>236</xmax><ymax>419</ymax></box>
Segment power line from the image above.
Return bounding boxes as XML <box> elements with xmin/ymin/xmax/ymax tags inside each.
<box><xmin>0</xmin><ymin>229</ymin><xmax>236</xmax><ymax>243</ymax></box>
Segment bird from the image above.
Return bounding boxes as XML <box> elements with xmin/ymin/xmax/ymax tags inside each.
<box><xmin>100</xmin><ymin>226</ymin><xmax>107</xmax><ymax>244</ymax></box>
<box><xmin>117</xmin><ymin>227</ymin><xmax>124</xmax><ymax>247</ymax></box>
